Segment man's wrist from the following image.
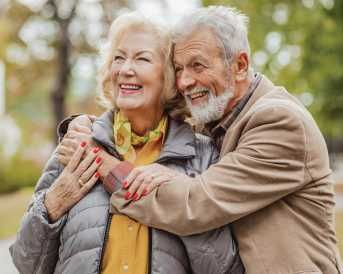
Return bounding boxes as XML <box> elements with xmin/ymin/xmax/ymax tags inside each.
<box><xmin>102</xmin><ymin>161</ymin><xmax>134</xmax><ymax>194</ymax></box>
<box><xmin>98</xmin><ymin>151</ymin><xmax>121</xmax><ymax>179</ymax></box>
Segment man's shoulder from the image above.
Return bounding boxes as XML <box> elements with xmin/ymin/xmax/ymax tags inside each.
<box><xmin>248</xmin><ymin>86</ymin><xmax>312</xmax><ymax>127</ymax></box>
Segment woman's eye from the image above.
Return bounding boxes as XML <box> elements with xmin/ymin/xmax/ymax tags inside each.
<box><xmin>137</xmin><ymin>57</ymin><xmax>150</xmax><ymax>62</ymax></box>
<box><xmin>113</xmin><ymin>56</ymin><xmax>124</xmax><ymax>62</ymax></box>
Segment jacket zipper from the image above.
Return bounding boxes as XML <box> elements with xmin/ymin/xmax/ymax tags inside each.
<box><xmin>148</xmin><ymin>227</ymin><xmax>152</xmax><ymax>274</ymax></box>
<box><xmin>96</xmin><ymin>213</ymin><xmax>153</xmax><ymax>274</ymax></box>
<box><xmin>97</xmin><ymin>210</ymin><xmax>113</xmax><ymax>274</ymax></box>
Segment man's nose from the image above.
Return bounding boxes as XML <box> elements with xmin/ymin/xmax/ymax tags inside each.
<box><xmin>177</xmin><ymin>70</ymin><xmax>196</xmax><ymax>93</ymax></box>
<box><xmin>119</xmin><ymin>59</ymin><xmax>135</xmax><ymax>76</ymax></box>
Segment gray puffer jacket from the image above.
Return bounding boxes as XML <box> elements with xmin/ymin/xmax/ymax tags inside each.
<box><xmin>10</xmin><ymin>111</ymin><xmax>243</xmax><ymax>274</ymax></box>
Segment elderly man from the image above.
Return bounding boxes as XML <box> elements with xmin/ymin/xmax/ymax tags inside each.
<box><xmin>62</xmin><ymin>5</ymin><xmax>341</xmax><ymax>274</ymax></box>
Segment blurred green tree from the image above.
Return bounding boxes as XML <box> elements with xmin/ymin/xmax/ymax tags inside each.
<box><xmin>0</xmin><ymin>0</ymin><xmax>128</xmax><ymax>143</ymax></box>
<box><xmin>202</xmin><ymin>0</ymin><xmax>342</xmax><ymax>138</ymax></box>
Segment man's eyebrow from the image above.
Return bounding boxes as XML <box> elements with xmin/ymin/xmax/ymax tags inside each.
<box><xmin>174</xmin><ymin>55</ymin><xmax>206</xmax><ymax>66</ymax></box>
<box><xmin>173</xmin><ymin>61</ymin><xmax>182</xmax><ymax>66</ymax></box>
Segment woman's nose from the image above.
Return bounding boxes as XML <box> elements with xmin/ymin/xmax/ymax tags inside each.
<box><xmin>119</xmin><ymin>59</ymin><xmax>135</xmax><ymax>76</ymax></box>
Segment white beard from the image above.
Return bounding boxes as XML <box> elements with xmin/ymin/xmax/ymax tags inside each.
<box><xmin>185</xmin><ymin>88</ymin><xmax>233</xmax><ymax>125</ymax></box>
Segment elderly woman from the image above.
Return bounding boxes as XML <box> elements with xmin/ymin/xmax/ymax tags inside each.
<box><xmin>10</xmin><ymin>12</ymin><xmax>243</xmax><ymax>274</ymax></box>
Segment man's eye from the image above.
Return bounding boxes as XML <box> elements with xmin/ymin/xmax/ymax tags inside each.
<box><xmin>193</xmin><ymin>62</ymin><xmax>205</xmax><ymax>70</ymax></box>
<box><xmin>175</xmin><ymin>66</ymin><xmax>183</xmax><ymax>74</ymax></box>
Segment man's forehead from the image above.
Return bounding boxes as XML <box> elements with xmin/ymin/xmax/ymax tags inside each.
<box><xmin>173</xmin><ymin>28</ymin><xmax>222</xmax><ymax>64</ymax></box>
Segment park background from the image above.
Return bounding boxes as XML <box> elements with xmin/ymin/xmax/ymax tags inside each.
<box><xmin>0</xmin><ymin>0</ymin><xmax>343</xmax><ymax>272</ymax></box>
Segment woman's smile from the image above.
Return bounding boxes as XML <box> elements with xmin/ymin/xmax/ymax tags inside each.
<box><xmin>119</xmin><ymin>83</ymin><xmax>143</xmax><ymax>95</ymax></box>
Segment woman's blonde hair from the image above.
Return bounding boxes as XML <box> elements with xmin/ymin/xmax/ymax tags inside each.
<box><xmin>97</xmin><ymin>12</ymin><xmax>187</xmax><ymax>120</ymax></box>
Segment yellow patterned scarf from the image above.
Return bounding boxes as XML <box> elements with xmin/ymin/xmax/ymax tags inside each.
<box><xmin>113</xmin><ymin>111</ymin><xmax>168</xmax><ymax>162</ymax></box>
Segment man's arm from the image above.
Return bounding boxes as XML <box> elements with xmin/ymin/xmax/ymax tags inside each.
<box><xmin>110</xmin><ymin>104</ymin><xmax>309</xmax><ymax>236</ymax></box>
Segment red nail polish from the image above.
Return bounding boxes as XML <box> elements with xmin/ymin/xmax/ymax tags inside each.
<box><xmin>122</xmin><ymin>181</ymin><xmax>128</xmax><ymax>189</ymax></box>
<box><xmin>133</xmin><ymin>193</ymin><xmax>139</xmax><ymax>201</ymax></box>
<box><xmin>95</xmin><ymin>171</ymin><xmax>100</xmax><ymax>178</ymax></box>
<box><xmin>93</xmin><ymin>147</ymin><xmax>100</xmax><ymax>153</ymax></box>
<box><xmin>80</xmin><ymin>141</ymin><xmax>87</xmax><ymax>147</ymax></box>
<box><xmin>96</xmin><ymin>157</ymin><xmax>102</xmax><ymax>164</ymax></box>
<box><xmin>125</xmin><ymin>192</ymin><xmax>131</xmax><ymax>200</ymax></box>
<box><xmin>142</xmin><ymin>189</ymin><xmax>148</xmax><ymax>196</ymax></box>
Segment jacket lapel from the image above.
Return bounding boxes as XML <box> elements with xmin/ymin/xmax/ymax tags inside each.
<box><xmin>220</xmin><ymin>75</ymin><xmax>277</xmax><ymax>156</ymax></box>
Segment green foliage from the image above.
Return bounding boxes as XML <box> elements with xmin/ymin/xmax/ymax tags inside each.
<box><xmin>202</xmin><ymin>0</ymin><xmax>343</xmax><ymax>137</ymax></box>
<box><xmin>0</xmin><ymin>154</ymin><xmax>41</xmax><ymax>193</ymax></box>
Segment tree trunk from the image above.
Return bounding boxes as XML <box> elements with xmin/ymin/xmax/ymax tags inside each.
<box><xmin>51</xmin><ymin>20</ymin><xmax>71</xmax><ymax>144</ymax></box>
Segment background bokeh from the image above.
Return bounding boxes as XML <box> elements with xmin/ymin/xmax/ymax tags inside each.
<box><xmin>0</xmin><ymin>0</ymin><xmax>342</xmax><ymax>272</ymax></box>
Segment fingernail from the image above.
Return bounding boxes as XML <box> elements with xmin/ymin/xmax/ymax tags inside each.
<box><xmin>125</xmin><ymin>192</ymin><xmax>132</xmax><ymax>200</ymax></box>
<box><xmin>92</xmin><ymin>147</ymin><xmax>100</xmax><ymax>153</ymax></box>
<box><xmin>142</xmin><ymin>189</ymin><xmax>148</xmax><ymax>196</ymax></box>
<box><xmin>80</xmin><ymin>141</ymin><xmax>87</xmax><ymax>147</ymax></box>
<box><xmin>95</xmin><ymin>171</ymin><xmax>100</xmax><ymax>178</ymax></box>
<box><xmin>96</xmin><ymin>157</ymin><xmax>102</xmax><ymax>164</ymax></box>
<box><xmin>122</xmin><ymin>181</ymin><xmax>128</xmax><ymax>189</ymax></box>
<box><xmin>132</xmin><ymin>193</ymin><xmax>139</xmax><ymax>201</ymax></box>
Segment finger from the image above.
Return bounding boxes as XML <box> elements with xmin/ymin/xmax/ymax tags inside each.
<box><xmin>144</xmin><ymin>175</ymin><xmax>171</xmax><ymax>194</ymax></box>
<box><xmin>88</xmin><ymin>115</ymin><xmax>97</xmax><ymax>122</ymax></box>
<box><xmin>65</xmin><ymin>129</ymin><xmax>90</xmax><ymax>141</ymax></box>
<box><xmin>79</xmin><ymin>153</ymin><xmax>103</xmax><ymax>183</ymax></box>
<box><xmin>124</xmin><ymin>167</ymin><xmax>145</xmax><ymax>189</ymax></box>
<box><xmin>57</xmin><ymin>144</ymin><xmax>75</xmax><ymax>157</ymax></box>
<box><xmin>133</xmin><ymin>175</ymin><xmax>154</xmax><ymax>200</ymax></box>
<box><xmin>70</xmin><ymin>130</ymin><xmax>91</xmax><ymax>140</ymax></box>
<box><xmin>66</xmin><ymin>141</ymin><xmax>87</xmax><ymax>172</ymax></box>
<box><xmin>60</xmin><ymin>137</ymin><xmax>78</xmax><ymax>150</ymax></box>
<box><xmin>127</xmin><ymin>171</ymin><xmax>151</xmax><ymax>200</ymax></box>
<box><xmin>59</xmin><ymin>155</ymin><xmax>71</xmax><ymax>166</ymax></box>
<box><xmin>80</xmin><ymin>171</ymin><xmax>100</xmax><ymax>195</ymax></box>
<box><xmin>70</xmin><ymin>115</ymin><xmax>92</xmax><ymax>128</ymax></box>
<box><xmin>69</xmin><ymin>123</ymin><xmax>92</xmax><ymax>134</ymax></box>
<box><xmin>74</xmin><ymin>147</ymin><xmax>101</xmax><ymax>177</ymax></box>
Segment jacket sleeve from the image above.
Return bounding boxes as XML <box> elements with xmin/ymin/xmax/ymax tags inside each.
<box><xmin>110</xmin><ymin>104</ymin><xmax>308</xmax><ymax>236</ymax></box>
<box><xmin>9</xmin><ymin>150</ymin><xmax>67</xmax><ymax>274</ymax></box>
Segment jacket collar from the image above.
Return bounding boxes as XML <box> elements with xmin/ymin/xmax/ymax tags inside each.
<box><xmin>233</xmin><ymin>74</ymin><xmax>276</xmax><ymax>124</ymax></box>
<box><xmin>91</xmin><ymin>110</ymin><xmax>196</xmax><ymax>162</ymax></box>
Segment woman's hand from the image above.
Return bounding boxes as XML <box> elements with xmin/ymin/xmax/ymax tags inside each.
<box><xmin>58</xmin><ymin>115</ymin><xmax>95</xmax><ymax>166</ymax></box>
<box><xmin>44</xmin><ymin>141</ymin><xmax>102</xmax><ymax>222</ymax></box>
<box><xmin>122</xmin><ymin>164</ymin><xmax>181</xmax><ymax>201</ymax></box>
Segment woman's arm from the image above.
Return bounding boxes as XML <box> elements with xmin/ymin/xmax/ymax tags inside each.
<box><xmin>10</xmin><ymin>142</ymin><xmax>101</xmax><ymax>274</ymax></box>
<box><xmin>9</xmin><ymin>150</ymin><xmax>65</xmax><ymax>274</ymax></box>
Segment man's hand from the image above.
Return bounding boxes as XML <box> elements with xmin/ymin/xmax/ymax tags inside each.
<box><xmin>122</xmin><ymin>163</ymin><xmax>182</xmax><ymax>201</ymax></box>
<box><xmin>57</xmin><ymin>115</ymin><xmax>96</xmax><ymax>165</ymax></box>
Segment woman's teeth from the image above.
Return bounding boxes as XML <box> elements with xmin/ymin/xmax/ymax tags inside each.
<box><xmin>120</xmin><ymin>84</ymin><xmax>142</xmax><ymax>90</ymax></box>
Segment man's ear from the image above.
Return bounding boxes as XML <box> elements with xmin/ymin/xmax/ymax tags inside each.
<box><xmin>231</xmin><ymin>51</ymin><xmax>249</xmax><ymax>82</ymax></box>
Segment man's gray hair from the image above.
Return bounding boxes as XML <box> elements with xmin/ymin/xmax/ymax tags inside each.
<box><xmin>173</xmin><ymin>5</ymin><xmax>250</xmax><ymax>63</ymax></box>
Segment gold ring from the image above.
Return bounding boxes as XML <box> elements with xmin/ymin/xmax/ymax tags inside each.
<box><xmin>78</xmin><ymin>179</ymin><xmax>85</xmax><ymax>187</ymax></box>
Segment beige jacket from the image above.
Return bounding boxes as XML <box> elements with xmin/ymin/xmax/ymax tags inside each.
<box><xmin>111</xmin><ymin>75</ymin><xmax>342</xmax><ymax>274</ymax></box>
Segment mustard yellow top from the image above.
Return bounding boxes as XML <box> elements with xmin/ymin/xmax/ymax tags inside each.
<box><xmin>101</xmin><ymin>112</ymin><xmax>168</xmax><ymax>274</ymax></box>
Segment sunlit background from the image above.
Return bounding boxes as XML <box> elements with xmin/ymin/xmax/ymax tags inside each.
<box><xmin>0</xmin><ymin>0</ymin><xmax>342</xmax><ymax>272</ymax></box>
